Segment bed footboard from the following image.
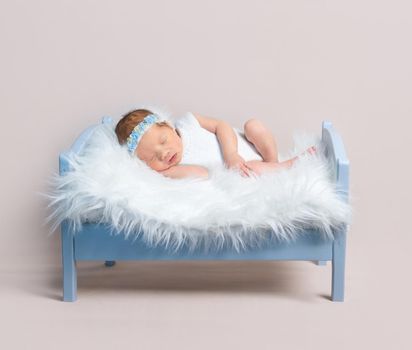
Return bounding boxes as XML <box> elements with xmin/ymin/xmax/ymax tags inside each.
<box><xmin>321</xmin><ymin>121</ymin><xmax>350</xmax><ymax>301</ymax></box>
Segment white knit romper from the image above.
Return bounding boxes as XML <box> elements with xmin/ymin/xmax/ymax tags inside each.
<box><xmin>174</xmin><ymin>112</ymin><xmax>263</xmax><ymax>168</ymax></box>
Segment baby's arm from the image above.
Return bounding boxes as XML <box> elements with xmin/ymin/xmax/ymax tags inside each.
<box><xmin>159</xmin><ymin>164</ymin><xmax>209</xmax><ymax>180</ymax></box>
<box><xmin>194</xmin><ymin>113</ymin><xmax>251</xmax><ymax>176</ymax></box>
<box><xmin>193</xmin><ymin>113</ymin><xmax>238</xmax><ymax>159</ymax></box>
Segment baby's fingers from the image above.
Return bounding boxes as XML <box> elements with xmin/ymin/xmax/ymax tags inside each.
<box><xmin>243</xmin><ymin>162</ymin><xmax>259</xmax><ymax>178</ymax></box>
<box><xmin>240</xmin><ymin>163</ymin><xmax>251</xmax><ymax>177</ymax></box>
<box><xmin>244</xmin><ymin>163</ymin><xmax>254</xmax><ymax>172</ymax></box>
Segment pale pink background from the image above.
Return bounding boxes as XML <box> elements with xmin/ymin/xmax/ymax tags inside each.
<box><xmin>1</xmin><ymin>1</ymin><xmax>411</xmax><ymax>349</ymax></box>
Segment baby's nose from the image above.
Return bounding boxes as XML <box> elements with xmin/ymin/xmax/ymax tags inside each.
<box><xmin>162</xmin><ymin>151</ymin><xmax>170</xmax><ymax>162</ymax></box>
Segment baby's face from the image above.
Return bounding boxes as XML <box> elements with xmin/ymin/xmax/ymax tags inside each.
<box><xmin>135</xmin><ymin>123</ymin><xmax>183</xmax><ymax>171</ymax></box>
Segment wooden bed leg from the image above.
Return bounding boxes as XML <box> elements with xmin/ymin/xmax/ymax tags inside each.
<box><xmin>104</xmin><ymin>260</ymin><xmax>116</xmax><ymax>267</ymax></box>
<box><xmin>331</xmin><ymin>227</ymin><xmax>347</xmax><ymax>302</ymax></box>
<box><xmin>61</xmin><ymin>220</ymin><xmax>77</xmax><ymax>302</ymax></box>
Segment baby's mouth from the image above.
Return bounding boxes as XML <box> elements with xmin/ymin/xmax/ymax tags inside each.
<box><xmin>168</xmin><ymin>153</ymin><xmax>177</xmax><ymax>163</ymax></box>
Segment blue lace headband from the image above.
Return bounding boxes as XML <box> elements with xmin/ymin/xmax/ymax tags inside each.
<box><xmin>126</xmin><ymin>113</ymin><xmax>170</xmax><ymax>155</ymax></box>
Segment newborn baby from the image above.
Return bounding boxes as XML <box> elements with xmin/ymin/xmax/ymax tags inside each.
<box><xmin>115</xmin><ymin>109</ymin><xmax>316</xmax><ymax>179</ymax></box>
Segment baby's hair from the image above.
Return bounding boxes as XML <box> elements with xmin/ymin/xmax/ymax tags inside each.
<box><xmin>115</xmin><ymin>108</ymin><xmax>173</xmax><ymax>145</ymax></box>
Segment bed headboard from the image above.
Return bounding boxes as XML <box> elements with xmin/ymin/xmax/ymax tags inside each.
<box><xmin>321</xmin><ymin>120</ymin><xmax>349</xmax><ymax>203</ymax></box>
<box><xmin>59</xmin><ymin>116</ymin><xmax>113</xmax><ymax>176</ymax></box>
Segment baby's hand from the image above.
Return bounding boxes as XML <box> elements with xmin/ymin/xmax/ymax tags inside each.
<box><xmin>224</xmin><ymin>152</ymin><xmax>253</xmax><ymax>177</ymax></box>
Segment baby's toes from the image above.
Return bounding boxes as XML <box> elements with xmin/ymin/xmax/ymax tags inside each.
<box><xmin>308</xmin><ymin>146</ymin><xmax>317</xmax><ymax>155</ymax></box>
<box><xmin>301</xmin><ymin>146</ymin><xmax>317</xmax><ymax>156</ymax></box>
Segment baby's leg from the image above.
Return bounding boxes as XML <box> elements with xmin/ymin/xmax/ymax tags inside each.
<box><xmin>245</xmin><ymin>159</ymin><xmax>294</xmax><ymax>175</ymax></box>
<box><xmin>245</xmin><ymin>146</ymin><xmax>317</xmax><ymax>176</ymax></box>
<box><xmin>243</xmin><ymin>119</ymin><xmax>279</xmax><ymax>162</ymax></box>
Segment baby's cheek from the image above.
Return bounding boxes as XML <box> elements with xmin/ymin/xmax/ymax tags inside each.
<box><xmin>151</xmin><ymin>161</ymin><xmax>168</xmax><ymax>172</ymax></box>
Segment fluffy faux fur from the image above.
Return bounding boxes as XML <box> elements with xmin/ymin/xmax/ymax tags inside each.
<box><xmin>41</xmin><ymin>116</ymin><xmax>352</xmax><ymax>253</ymax></box>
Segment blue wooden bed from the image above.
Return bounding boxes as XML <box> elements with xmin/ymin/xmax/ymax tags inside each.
<box><xmin>58</xmin><ymin>118</ymin><xmax>349</xmax><ymax>302</ymax></box>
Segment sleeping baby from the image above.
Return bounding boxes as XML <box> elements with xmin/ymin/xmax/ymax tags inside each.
<box><xmin>114</xmin><ymin>109</ymin><xmax>316</xmax><ymax>179</ymax></box>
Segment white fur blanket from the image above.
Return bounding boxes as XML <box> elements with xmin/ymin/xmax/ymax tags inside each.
<box><xmin>42</xmin><ymin>121</ymin><xmax>352</xmax><ymax>253</ymax></box>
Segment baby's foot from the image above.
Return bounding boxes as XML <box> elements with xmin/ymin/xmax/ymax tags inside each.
<box><xmin>285</xmin><ymin>146</ymin><xmax>317</xmax><ymax>168</ymax></box>
<box><xmin>299</xmin><ymin>146</ymin><xmax>317</xmax><ymax>157</ymax></box>
<box><xmin>308</xmin><ymin>145</ymin><xmax>317</xmax><ymax>155</ymax></box>
<box><xmin>277</xmin><ymin>146</ymin><xmax>317</xmax><ymax>169</ymax></box>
